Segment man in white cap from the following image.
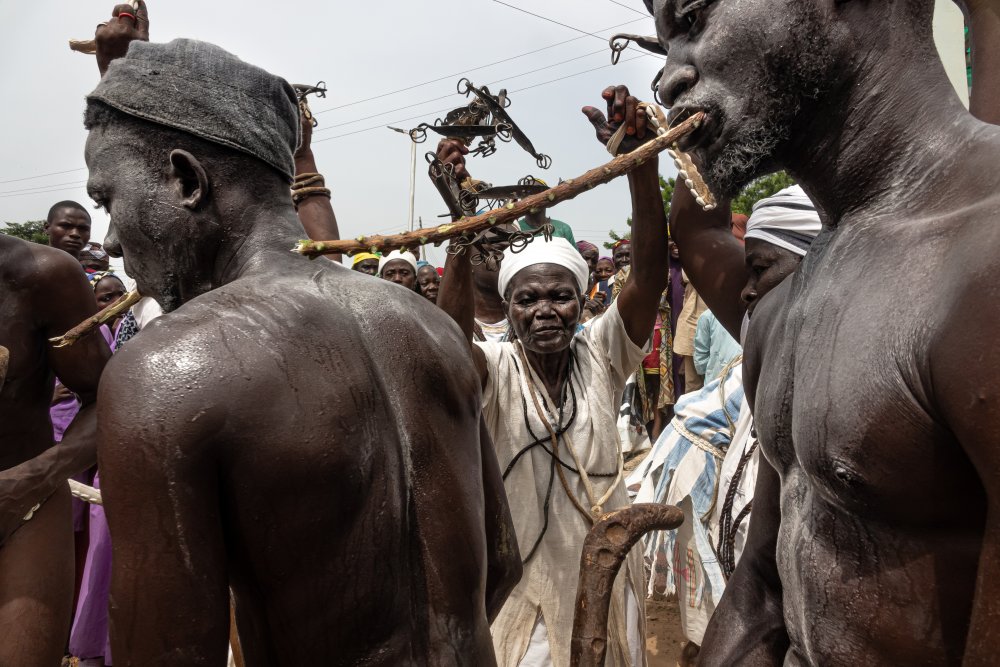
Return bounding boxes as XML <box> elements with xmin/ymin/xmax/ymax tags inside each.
<box><xmin>378</xmin><ymin>249</ymin><xmax>419</xmax><ymax>292</ymax></box>
<box><xmin>435</xmin><ymin>86</ymin><xmax>674</xmax><ymax>665</ymax></box>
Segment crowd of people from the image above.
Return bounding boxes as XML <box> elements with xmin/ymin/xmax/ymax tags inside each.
<box><xmin>1</xmin><ymin>0</ymin><xmax>998</xmax><ymax>666</ymax></box>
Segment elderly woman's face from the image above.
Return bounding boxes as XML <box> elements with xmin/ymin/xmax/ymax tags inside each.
<box><xmin>504</xmin><ymin>264</ymin><xmax>583</xmax><ymax>354</ymax></box>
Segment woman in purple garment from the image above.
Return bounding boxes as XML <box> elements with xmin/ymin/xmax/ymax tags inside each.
<box><xmin>667</xmin><ymin>240</ymin><xmax>686</xmax><ymax>397</ymax></box>
<box><xmin>69</xmin><ymin>272</ymin><xmax>131</xmax><ymax>667</ymax></box>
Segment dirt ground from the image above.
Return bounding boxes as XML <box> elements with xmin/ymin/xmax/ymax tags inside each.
<box><xmin>645</xmin><ymin>595</ymin><xmax>686</xmax><ymax>667</ymax></box>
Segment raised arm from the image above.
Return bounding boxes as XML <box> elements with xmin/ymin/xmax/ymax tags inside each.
<box><xmin>669</xmin><ymin>184</ymin><xmax>749</xmax><ymax>341</ymax></box>
<box><xmin>94</xmin><ymin>2</ymin><xmax>149</xmax><ymax>77</ymax></box>
<box><xmin>294</xmin><ymin>112</ymin><xmax>341</xmax><ymax>260</ymax></box>
<box><xmin>432</xmin><ymin>140</ymin><xmax>488</xmax><ymax>385</ymax></box>
<box><xmin>582</xmin><ymin>86</ymin><xmax>669</xmax><ymax>347</ymax></box>
<box><xmin>958</xmin><ymin>0</ymin><xmax>1000</xmax><ymax>124</ymax></box>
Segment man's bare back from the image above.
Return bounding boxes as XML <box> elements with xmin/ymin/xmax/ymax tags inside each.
<box><xmin>100</xmin><ymin>258</ymin><xmax>504</xmax><ymax>664</ymax></box>
<box><xmin>0</xmin><ymin>235</ymin><xmax>109</xmax><ymax>666</ymax></box>
<box><xmin>86</xmin><ymin>37</ymin><xmax>517</xmax><ymax>664</ymax></box>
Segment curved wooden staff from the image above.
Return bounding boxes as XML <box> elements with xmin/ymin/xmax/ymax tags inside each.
<box><xmin>292</xmin><ymin>112</ymin><xmax>705</xmax><ymax>258</ymax></box>
<box><xmin>49</xmin><ymin>290</ymin><xmax>142</xmax><ymax>348</ymax></box>
<box><xmin>570</xmin><ymin>503</ymin><xmax>684</xmax><ymax>667</ymax></box>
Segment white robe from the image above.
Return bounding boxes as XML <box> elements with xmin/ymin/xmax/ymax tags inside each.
<box><xmin>478</xmin><ymin>302</ymin><xmax>649</xmax><ymax>667</ymax></box>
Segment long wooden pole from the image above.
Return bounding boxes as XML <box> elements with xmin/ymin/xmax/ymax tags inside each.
<box><xmin>292</xmin><ymin>112</ymin><xmax>704</xmax><ymax>258</ymax></box>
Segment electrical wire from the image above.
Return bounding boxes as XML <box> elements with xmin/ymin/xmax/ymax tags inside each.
<box><xmin>491</xmin><ymin>0</ymin><xmax>654</xmax><ymax>56</ymax></box>
<box><xmin>312</xmin><ymin>17</ymin><xmax>647</xmax><ymax>115</ymax></box>
<box><xmin>0</xmin><ymin>167</ymin><xmax>86</xmax><ymax>185</ymax></box>
<box><xmin>606</xmin><ymin>0</ymin><xmax>650</xmax><ymax>17</ymax></box>
<box><xmin>312</xmin><ymin>53</ymin><xmax>644</xmax><ymax>144</ymax></box>
<box><xmin>314</xmin><ymin>48</ymin><xmax>607</xmax><ymax>134</ymax></box>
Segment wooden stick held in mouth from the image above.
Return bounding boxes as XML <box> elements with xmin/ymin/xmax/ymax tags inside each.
<box><xmin>292</xmin><ymin>112</ymin><xmax>706</xmax><ymax>258</ymax></box>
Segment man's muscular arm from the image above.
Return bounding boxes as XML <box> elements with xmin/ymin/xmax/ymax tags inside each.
<box><xmin>294</xmin><ymin>111</ymin><xmax>342</xmax><ymax>260</ymax></box>
<box><xmin>432</xmin><ymin>140</ymin><xmax>488</xmax><ymax>386</ymax></box>
<box><xmin>668</xmin><ymin>185</ymin><xmax>749</xmax><ymax>341</ymax></box>
<box><xmin>479</xmin><ymin>418</ymin><xmax>521</xmax><ymax>622</ymax></box>
<box><xmin>934</xmin><ymin>294</ymin><xmax>1000</xmax><ymax>665</ymax></box>
<box><xmin>0</xmin><ymin>249</ymin><xmax>109</xmax><ymax>545</ymax></box>
<box><xmin>958</xmin><ymin>0</ymin><xmax>1000</xmax><ymax>124</ymax></box>
<box><xmin>100</xmin><ymin>335</ymin><xmax>230</xmax><ymax>664</ymax></box>
<box><xmin>698</xmin><ymin>461</ymin><xmax>789</xmax><ymax>665</ymax></box>
<box><xmin>582</xmin><ymin>85</ymin><xmax>671</xmax><ymax>347</ymax></box>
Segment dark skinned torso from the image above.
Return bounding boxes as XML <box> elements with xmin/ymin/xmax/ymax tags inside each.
<box><xmin>100</xmin><ymin>251</ymin><xmax>509</xmax><ymax>666</ymax></box>
<box><xmin>743</xmin><ymin>162</ymin><xmax>1000</xmax><ymax>664</ymax></box>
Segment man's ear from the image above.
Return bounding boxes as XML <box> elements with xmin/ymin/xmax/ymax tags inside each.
<box><xmin>168</xmin><ymin>149</ymin><xmax>210</xmax><ymax>209</ymax></box>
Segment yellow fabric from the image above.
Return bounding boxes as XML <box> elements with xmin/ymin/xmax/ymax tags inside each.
<box><xmin>351</xmin><ymin>252</ymin><xmax>380</xmax><ymax>267</ymax></box>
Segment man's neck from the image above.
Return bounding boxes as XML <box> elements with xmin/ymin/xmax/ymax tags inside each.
<box><xmin>783</xmin><ymin>44</ymin><xmax>977</xmax><ymax>224</ymax></box>
<box><xmin>212</xmin><ymin>203</ymin><xmax>303</xmax><ymax>288</ymax></box>
<box><xmin>522</xmin><ymin>214</ymin><xmax>549</xmax><ymax>231</ymax></box>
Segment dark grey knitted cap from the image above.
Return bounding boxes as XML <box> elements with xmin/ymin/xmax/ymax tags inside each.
<box><xmin>88</xmin><ymin>38</ymin><xmax>300</xmax><ymax>182</ymax></box>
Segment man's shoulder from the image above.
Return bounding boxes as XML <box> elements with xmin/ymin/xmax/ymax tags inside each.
<box><xmin>0</xmin><ymin>235</ymin><xmax>83</xmax><ymax>284</ymax></box>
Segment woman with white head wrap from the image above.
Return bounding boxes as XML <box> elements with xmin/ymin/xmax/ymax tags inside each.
<box><xmin>629</xmin><ymin>182</ymin><xmax>822</xmax><ymax>661</ymax></box>
<box><xmin>433</xmin><ymin>112</ymin><xmax>677</xmax><ymax>664</ymax></box>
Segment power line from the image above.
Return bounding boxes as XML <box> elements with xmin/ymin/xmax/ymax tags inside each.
<box><xmin>0</xmin><ymin>179</ymin><xmax>88</xmax><ymax>196</ymax></box>
<box><xmin>314</xmin><ymin>48</ymin><xmax>607</xmax><ymax>134</ymax></box>
<box><xmin>491</xmin><ymin>0</ymin><xmax>654</xmax><ymax>56</ymax></box>
<box><xmin>0</xmin><ymin>182</ymin><xmax>88</xmax><ymax>199</ymax></box>
<box><xmin>313</xmin><ymin>53</ymin><xmax>644</xmax><ymax>144</ymax></box>
<box><xmin>606</xmin><ymin>0</ymin><xmax>650</xmax><ymax>17</ymax></box>
<box><xmin>312</xmin><ymin>17</ymin><xmax>647</xmax><ymax>115</ymax></box>
<box><xmin>0</xmin><ymin>167</ymin><xmax>86</xmax><ymax>185</ymax></box>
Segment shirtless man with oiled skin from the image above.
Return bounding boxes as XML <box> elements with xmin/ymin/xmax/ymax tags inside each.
<box><xmin>0</xmin><ymin>237</ymin><xmax>110</xmax><ymax>665</ymax></box>
<box><xmin>85</xmin><ymin>24</ymin><xmax>518</xmax><ymax>667</ymax></box>
<box><xmin>597</xmin><ymin>0</ymin><xmax>1000</xmax><ymax>663</ymax></box>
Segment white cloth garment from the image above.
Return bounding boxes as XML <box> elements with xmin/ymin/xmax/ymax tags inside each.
<box><xmin>478</xmin><ymin>301</ymin><xmax>649</xmax><ymax>667</ymax></box>
<box><xmin>377</xmin><ymin>249</ymin><xmax>418</xmax><ymax>276</ymax></box>
<box><xmin>744</xmin><ymin>185</ymin><xmax>821</xmax><ymax>257</ymax></box>
<box><xmin>498</xmin><ymin>237</ymin><xmax>590</xmax><ymax>298</ymax></box>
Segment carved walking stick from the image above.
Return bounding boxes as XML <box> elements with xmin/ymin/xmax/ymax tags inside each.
<box><xmin>293</xmin><ymin>112</ymin><xmax>704</xmax><ymax>258</ymax></box>
<box><xmin>570</xmin><ymin>504</ymin><xmax>684</xmax><ymax>667</ymax></box>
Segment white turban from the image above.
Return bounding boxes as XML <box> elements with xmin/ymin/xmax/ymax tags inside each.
<box><xmin>378</xmin><ymin>250</ymin><xmax>418</xmax><ymax>276</ymax></box>
<box><xmin>744</xmin><ymin>185</ymin><xmax>822</xmax><ymax>257</ymax></box>
<box><xmin>498</xmin><ymin>236</ymin><xmax>590</xmax><ymax>298</ymax></box>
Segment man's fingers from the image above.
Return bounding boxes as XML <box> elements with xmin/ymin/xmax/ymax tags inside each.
<box><xmin>602</xmin><ymin>86</ymin><xmax>616</xmax><ymax>120</ymax></box>
<box><xmin>134</xmin><ymin>0</ymin><xmax>150</xmax><ymax>40</ymax></box>
<box><xmin>636</xmin><ymin>101</ymin><xmax>648</xmax><ymax>139</ymax></box>
<box><xmin>582</xmin><ymin>106</ymin><xmax>609</xmax><ymax>132</ymax></box>
<box><xmin>625</xmin><ymin>96</ymin><xmax>638</xmax><ymax>136</ymax></box>
<box><xmin>613</xmin><ymin>85</ymin><xmax>630</xmax><ymax>123</ymax></box>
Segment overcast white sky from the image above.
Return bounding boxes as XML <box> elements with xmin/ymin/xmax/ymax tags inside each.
<box><xmin>0</xmin><ymin>0</ymin><xmax>673</xmax><ymax>269</ymax></box>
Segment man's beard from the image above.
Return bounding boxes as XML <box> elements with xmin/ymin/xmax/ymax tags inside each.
<box><xmin>701</xmin><ymin>15</ymin><xmax>836</xmax><ymax>198</ymax></box>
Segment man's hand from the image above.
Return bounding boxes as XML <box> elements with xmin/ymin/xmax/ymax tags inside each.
<box><xmin>51</xmin><ymin>383</ymin><xmax>75</xmax><ymax>405</ymax></box>
<box><xmin>582</xmin><ymin>85</ymin><xmax>652</xmax><ymax>155</ymax></box>
<box><xmin>434</xmin><ymin>139</ymin><xmax>472</xmax><ymax>183</ymax></box>
<box><xmin>95</xmin><ymin>1</ymin><xmax>149</xmax><ymax>77</ymax></box>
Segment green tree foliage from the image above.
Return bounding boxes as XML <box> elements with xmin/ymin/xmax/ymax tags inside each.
<box><xmin>604</xmin><ymin>176</ymin><xmax>674</xmax><ymax>249</ymax></box>
<box><xmin>605</xmin><ymin>171</ymin><xmax>794</xmax><ymax>247</ymax></box>
<box><xmin>1</xmin><ymin>220</ymin><xmax>48</xmax><ymax>245</ymax></box>
<box><xmin>730</xmin><ymin>172</ymin><xmax>795</xmax><ymax>216</ymax></box>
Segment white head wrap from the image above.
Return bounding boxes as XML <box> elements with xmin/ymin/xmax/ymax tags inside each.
<box><xmin>497</xmin><ymin>237</ymin><xmax>590</xmax><ymax>298</ymax></box>
<box><xmin>378</xmin><ymin>250</ymin><xmax>418</xmax><ymax>276</ymax></box>
<box><xmin>744</xmin><ymin>185</ymin><xmax>822</xmax><ymax>257</ymax></box>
